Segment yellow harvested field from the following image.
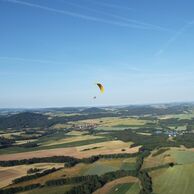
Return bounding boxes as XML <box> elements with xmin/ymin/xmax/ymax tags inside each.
<box><xmin>136</xmin><ymin>132</ymin><xmax>152</xmax><ymax>136</ymax></box>
<box><xmin>0</xmin><ymin>163</ymin><xmax>64</xmax><ymax>188</ymax></box>
<box><xmin>66</xmin><ymin>130</ymin><xmax>88</xmax><ymax>136</ymax></box>
<box><xmin>0</xmin><ymin>141</ymin><xmax>140</xmax><ymax>161</ymax></box>
<box><xmin>73</xmin><ymin>117</ymin><xmax>147</xmax><ymax>127</ymax></box>
<box><xmin>0</xmin><ymin>132</ymin><xmax>22</xmax><ymax>139</ymax></box>
<box><xmin>15</xmin><ymin>139</ymin><xmax>37</xmax><ymax>145</ymax></box>
<box><xmin>93</xmin><ymin>176</ymin><xmax>139</xmax><ymax>194</ymax></box>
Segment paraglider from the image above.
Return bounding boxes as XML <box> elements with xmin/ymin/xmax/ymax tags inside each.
<box><xmin>96</xmin><ymin>83</ymin><xmax>104</xmax><ymax>93</ymax></box>
<box><xmin>93</xmin><ymin>83</ymin><xmax>104</xmax><ymax>99</ymax></box>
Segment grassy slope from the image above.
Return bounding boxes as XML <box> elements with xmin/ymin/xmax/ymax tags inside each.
<box><xmin>143</xmin><ymin>148</ymin><xmax>194</xmax><ymax>169</ymax></box>
<box><xmin>83</xmin><ymin>158</ymin><xmax>136</xmax><ymax>176</ymax></box>
<box><xmin>151</xmin><ymin>163</ymin><xmax>194</xmax><ymax>194</ymax></box>
<box><xmin>93</xmin><ymin>176</ymin><xmax>139</xmax><ymax>194</ymax></box>
<box><xmin>108</xmin><ymin>183</ymin><xmax>140</xmax><ymax>194</ymax></box>
<box><xmin>170</xmin><ymin>149</ymin><xmax>194</xmax><ymax>164</ymax></box>
<box><xmin>108</xmin><ymin>183</ymin><xmax>133</xmax><ymax>194</ymax></box>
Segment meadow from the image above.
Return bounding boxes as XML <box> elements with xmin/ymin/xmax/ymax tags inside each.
<box><xmin>150</xmin><ymin>163</ymin><xmax>194</xmax><ymax>194</ymax></box>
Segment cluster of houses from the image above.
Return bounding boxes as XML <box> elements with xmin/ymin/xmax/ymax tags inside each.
<box><xmin>155</xmin><ymin>129</ymin><xmax>191</xmax><ymax>137</ymax></box>
<box><xmin>72</xmin><ymin>123</ymin><xmax>97</xmax><ymax>130</ymax></box>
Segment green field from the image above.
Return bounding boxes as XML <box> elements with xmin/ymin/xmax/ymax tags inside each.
<box><xmin>170</xmin><ymin>149</ymin><xmax>194</xmax><ymax>164</ymax></box>
<box><xmin>158</xmin><ymin>113</ymin><xmax>194</xmax><ymax>120</ymax></box>
<box><xmin>108</xmin><ymin>182</ymin><xmax>140</xmax><ymax>194</ymax></box>
<box><xmin>151</xmin><ymin>163</ymin><xmax>194</xmax><ymax>194</ymax></box>
<box><xmin>83</xmin><ymin>163</ymin><xmax>118</xmax><ymax>176</ymax></box>
<box><xmin>83</xmin><ymin>158</ymin><xmax>137</xmax><ymax>176</ymax></box>
<box><xmin>108</xmin><ymin>183</ymin><xmax>133</xmax><ymax>194</ymax></box>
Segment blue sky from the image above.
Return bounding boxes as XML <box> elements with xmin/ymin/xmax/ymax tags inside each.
<box><xmin>0</xmin><ymin>0</ymin><xmax>194</xmax><ymax>108</ymax></box>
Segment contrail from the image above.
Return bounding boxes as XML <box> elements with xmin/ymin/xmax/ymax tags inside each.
<box><xmin>2</xmin><ymin>0</ymin><xmax>169</xmax><ymax>30</ymax></box>
<box><xmin>62</xmin><ymin>0</ymin><xmax>171</xmax><ymax>32</ymax></box>
<box><xmin>0</xmin><ymin>56</ymin><xmax>66</xmax><ymax>65</ymax></box>
<box><xmin>84</xmin><ymin>0</ymin><xmax>133</xmax><ymax>11</ymax></box>
<box><xmin>155</xmin><ymin>21</ymin><xmax>194</xmax><ymax>56</ymax></box>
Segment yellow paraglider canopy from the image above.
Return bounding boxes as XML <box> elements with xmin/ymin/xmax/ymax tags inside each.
<box><xmin>96</xmin><ymin>83</ymin><xmax>104</xmax><ymax>93</ymax></box>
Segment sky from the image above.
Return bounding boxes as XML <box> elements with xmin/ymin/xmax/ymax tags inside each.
<box><xmin>0</xmin><ymin>0</ymin><xmax>194</xmax><ymax>108</ymax></box>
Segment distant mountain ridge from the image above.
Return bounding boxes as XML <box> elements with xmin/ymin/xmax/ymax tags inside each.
<box><xmin>0</xmin><ymin>112</ymin><xmax>48</xmax><ymax>129</ymax></box>
<box><xmin>81</xmin><ymin>107</ymin><xmax>107</xmax><ymax>114</ymax></box>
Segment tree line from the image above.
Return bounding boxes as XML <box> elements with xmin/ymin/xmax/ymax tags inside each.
<box><xmin>0</xmin><ymin>153</ymin><xmax>139</xmax><ymax>167</ymax></box>
<box><xmin>12</xmin><ymin>168</ymin><xmax>60</xmax><ymax>184</ymax></box>
<box><xmin>0</xmin><ymin>184</ymin><xmax>40</xmax><ymax>194</ymax></box>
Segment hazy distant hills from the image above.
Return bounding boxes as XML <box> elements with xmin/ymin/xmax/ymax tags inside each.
<box><xmin>118</xmin><ymin>104</ymin><xmax>190</xmax><ymax>116</ymax></box>
<box><xmin>0</xmin><ymin>112</ymin><xmax>48</xmax><ymax>129</ymax></box>
<box><xmin>80</xmin><ymin>107</ymin><xmax>108</xmax><ymax>114</ymax></box>
<box><xmin>0</xmin><ymin>103</ymin><xmax>192</xmax><ymax>130</ymax></box>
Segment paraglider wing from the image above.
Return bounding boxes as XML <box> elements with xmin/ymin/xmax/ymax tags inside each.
<box><xmin>96</xmin><ymin>83</ymin><xmax>104</xmax><ymax>93</ymax></box>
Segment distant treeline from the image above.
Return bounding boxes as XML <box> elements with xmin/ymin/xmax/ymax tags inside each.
<box><xmin>0</xmin><ymin>153</ymin><xmax>139</xmax><ymax>167</ymax></box>
<box><xmin>0</xmin><ymin>137</ymin><xmax>15</xmax><ymax>148</ymax></box>
<box><xmin>117</xmin><ymin>104</ymin><xmax>189</xmax><ymax>116</ymax></box>
<box><xmin>175</xmin><ymin>133</ymin><xmax>194</xmax><ymax>148</ymax></box>
<box><xmin>0</xmin><ymin>184</ymin><xmax>41</xmax><ymax>194</ymax></box>
<box><xmin>12</xmin><ymin>167</ymin><xmax>60</xmax><ymax>184</ymax></box>
<box><xmin>0</xmin><ymin>156</ymin><xmax>80</xmax><ymax>167</ymax></box>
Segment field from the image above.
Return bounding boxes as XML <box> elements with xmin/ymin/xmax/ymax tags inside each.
<box><xmin>74</xmin><ymin>117</ymin><xmax>149</xmax><ymax>128</ymax></box>
<box><xmin>0</xmin><ymin>140</ymin><xmax>139</xmax><ymax>161</ymax></box>
<box><xmin>158</xmin><ymin>113</ymin><xmax>194</xmax><ymax>120</ymax></box>
<box><xmin>0</xmin><ymin>134</ymin><xmax>109</xmax><ymax>155</ymax></box>
<box><xmin>143</xmin><ymin>147</ymin><xmax>194</xmax><ymax>169</ymax></box>
<box><xmin>39</xmin><ymin>134</ymin><xmax>104</xmax><ymax>147</ymax></box>
<box><xmin>0</xmin><ymin>163</ymin><xmax>64</xmax><ymax>188</ymax></box>
<box><xmin>83</xmin><ymin>158</ymin><xmax>137</xmax><ymax>176</ymax></box>
<box><xmin>93</xmin><ymin>176</ymin><xmax>140</xmax><ymax>194</ymax></box>
<box><xmin>150</xmin><ymin>163</ymin><xmax>194</xmax><ymax>194</ymax></box>
<box><xmin>7</xmin><ymin>158</ymin><xmax>137</xmax><ymax>189</ymax></box>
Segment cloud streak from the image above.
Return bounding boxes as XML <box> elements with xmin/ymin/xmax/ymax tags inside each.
<box><xmin>3</xmin><ymin>0</ymin><xmax>169</xmax><ymax>31</ymax></box>
<box><xmin>62</xmin><ymin>0</ymin><xmax>171</xmax><ymax>32</ymax></box>
<box><xmin>0</xmin><ymin>56</ymin><xmax>66</xmax><ymax>65</ymax></box>
<box><xmin>84</xmin><ymin>0</ymin><xmax>134</xmax><ymax>11</ymax></box>
<box><xmin>155</xmin><ymin>21</ymin><xmax>194</xmax><ymax>56</ymax></box>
